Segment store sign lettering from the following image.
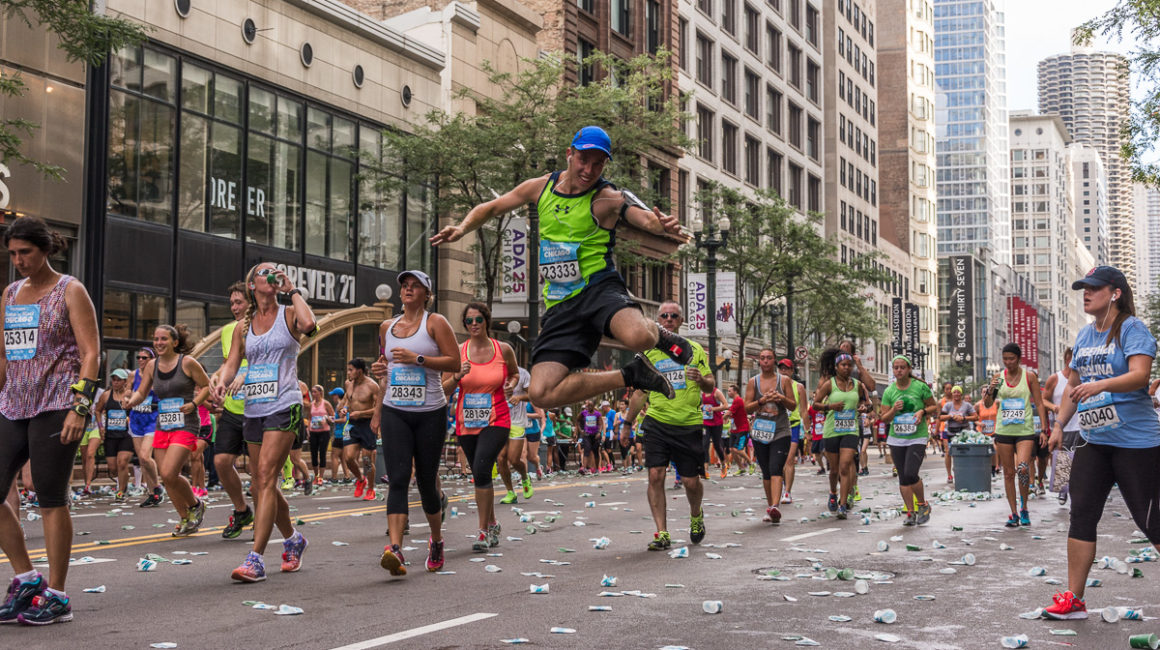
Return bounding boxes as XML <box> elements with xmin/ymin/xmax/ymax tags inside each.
<box><xmin>272</xmin><ymin>263</ymin><xmax>355</xmax><ymax>305</ymax></box>
<box><xmin>0</xmin><ymin>163</ymin><xmax>10</xmax><ymax>210</ymax></box>
<box><xmin>209</xmin><ymin>176</ymin><xmax>265</xmax><ymax>217</ymax></box>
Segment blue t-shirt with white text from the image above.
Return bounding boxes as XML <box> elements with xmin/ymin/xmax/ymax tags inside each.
<box><xmin>1070</xmin><ymin>316</ymin><xmax>1160</xmax><ymax>448</ymax></box>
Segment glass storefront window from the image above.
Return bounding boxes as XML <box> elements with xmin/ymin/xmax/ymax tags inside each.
<box><xmin>135</xmin><ymin>294</ymin><xmax>170</xmax><ymax>340</ymax></box>
<box><xmin>107</xmin><ymin>89</ymin><xmax>175</xmax><ymax>224</ymax></box>
<box><xmin>214</xmin><ymin>74</ymin><xmax>243</xmax><ymax>124</ymax></box>
<box><xmin>142</xmin><ymin>49</ymin><xmax>176</xmax><ymax>103</ymax></box>
<box><xmin>351</xmin><ymin>323</ymin><xmax>380</xmax><ymax>362</ymax></box>
<box><xmin>249</xmin><ymin>87</ymin><xmax>275</xmax><ymax>135</ymax></box>
<box><xmin>278</xmin><ymin>96</ymin><xmax>303</xmax><ymax>141</ymax></box>
<box><xmin>307</xmin><ymin>107</ymin><xmax>330</xmax><ymax>152</ymax></box>
<box><xmin>178</xmin><ymin>113</ymin><xmax>209</xmax><ymax>231</ymax></box>
<box><xmin>181</xmin><ymin>63</ymin><xmax>211</xmax><ymax>113</ymax></box>
<box><xmin>209</xmin><ymin>123</ymin><xmax>242</xmax><ymax>237</ymax></box>
<box><xmin>305</xmin><ymin>150</ymin><xmax>327</xmax><ymax>256</ymax></box>
<box><xmin>103</xmin><ymin>289</ymin><xmax>131</xmax><ymax>339</ymax></box>
<box><xmin>176</xmin><ymin>298</ymin><xmax>208</xmax><ymax>340</ymax></box>
<box><xmin>330</xmin><ymin>159</ymin><xmax>353</xmax><ymax>261</ymax></box>
<box><xmin>110</xmin><ymin>46</ymin><xmax>142</xmax><ymax>92</ymax></box>
<box><xmin>359</xmin><ymin>181</ymin><xmax>401</xmax><ymax>270</ymax></box>
<box><xmin>406</xmin><ymin>184</ymin><xmax>432</xmax><ymax>274</ymax></box>
<box><xmin>315</xmin><ymin>331</ymin><xmax>349</xmax><ymax>390</ymax></box>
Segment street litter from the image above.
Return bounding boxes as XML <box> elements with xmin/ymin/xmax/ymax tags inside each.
<box><xmin>702</xmin><ymin>600</ymin><xmax>723</xmax><ymax>614</ymax></box>
<box><xmin>530</xmin><ymin>584</ymin><xmax>549</xmax><ymax>594</ymax></box>
<box><xmin>82</xmin><ymin>586</ymin><xmax>106</xmax><ymax>593</ymax></box>
<box><xmin>274</xmin><ymin>604</ymin><xmax>303</xmax><ymax>615</ymax></box>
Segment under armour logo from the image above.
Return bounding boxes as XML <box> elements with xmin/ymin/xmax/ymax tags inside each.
<box><xmin>554</xmin><ymin>205</ymin><xmax>571</xmax><ymax>214</ymax></box>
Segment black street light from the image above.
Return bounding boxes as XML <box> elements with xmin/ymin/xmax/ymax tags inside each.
<box><xmin>692</xmin><ymin>214</ymin><xmax>730</xmax><ymax>374</ymax></box>
<box><xmin>769</xmin><ymin>302</ymin><xmax>785</xmax><ymax>356</ymax></box>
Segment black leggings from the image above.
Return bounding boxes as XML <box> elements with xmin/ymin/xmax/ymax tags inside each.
<box><xmin>703</xmin><ymin>425</ymin><xmax>725</xmax><ymax>464</ymax></box>
<box><xmin>308</xmin><ymin>429</ymin><xmax>330</xmax><ymax>468</ymax></box>
<box><xmin>459</xmin><ymin>426</ymin><xmax>508</xmax><ymax>490</ymax></box>
<box><xmin>380</xmin><ymin>405</ymin><xmax>447</xmax><ymax>516</ymax></box>
<box><xmin>754</xmin><ymin>436</ymin><xmax>791</xmax><ymax>480</ymax></box>
<box><xmin>890</xmin><ymin>444</ymin><xmax>926</xmax><ymax>487</ymax></box>
<box><xmin>1068</xmin><ymin>441</ymin><xmax>1160</xmax><ymax>544</ymax></box>
<box><xmin>0</xmin><ymin>410</ymin><xmax>77</xmax><ymax>508</ymax></box>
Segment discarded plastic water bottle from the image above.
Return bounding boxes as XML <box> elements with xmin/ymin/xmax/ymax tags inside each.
<box><xmin>1000</xmin><ymin>634</ymin><xmax>1030</xmax><ymax>648</ymax></box>
<box><xmin>1028</xmin><ymin>567</ymin><xmax>1046</xmax><ymax>576</ymax></box>
<box><xmin>876</xmin><ymin>541</ymin><xmax>889</xmax><ymax>552</ymax></box>
<box><xmin>702</xmin><ymin>600</ymin><xmax>724</xmax><ymax>614</ymax></box>
<box><xmin>1118</xmin><ymin>607</ymin><xmax>1144</xmax><ymax>620</ymax></box>
<box><xmin>529</xmin><ymin>583</ymin><xmax>549</xmax><ymax>594</ymax></box>
<box><xmin>593</xmin><ymin>537</ymin><xmax>610</xmax><ymax>550</ymax></box>
<box><xmin>136</xmin><ymin>558</ymin><xmax>158</xmax><ymax>572</ymax></box>
<box><xmin>873</xmin><ymin>609</ymin><xmax>897</xmax><ymax>624</ymax></box>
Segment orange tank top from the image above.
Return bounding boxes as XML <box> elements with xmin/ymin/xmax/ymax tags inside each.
<box><xmin>455</xmin><ymin>339</ymin><xmax>510</xmax><ymax>435</ymax></box>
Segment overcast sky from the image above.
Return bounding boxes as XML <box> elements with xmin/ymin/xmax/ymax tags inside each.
<box><xmin>1002</xmin><ymin>0</ymin><xmax>1136</xmax><ymax>112</ymax></box>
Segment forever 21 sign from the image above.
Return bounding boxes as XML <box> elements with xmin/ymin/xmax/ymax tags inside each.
<box><xmin>272</xmin><ymin>263</ymin><xmax>355</xmax><ymax>305</ymax></box>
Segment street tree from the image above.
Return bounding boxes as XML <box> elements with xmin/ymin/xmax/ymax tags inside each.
<box><xmin>376</xmin><ymin>50</ymin><xmax>689</xmax><ymax>308</ymax></box>
<box><xmin>1076</xmin><ymin>1</ymin><xmax>1160</xmax><ymax>185</ymax></box>
<box><xmin>1</xmin><ymin>1</ymin><xmax>146</xmax><ymax>177</ymax></box>
<box><xmin>685</xmin><ymin>182</ymin><xmax>890</xmax><ymax>385</ymax></box>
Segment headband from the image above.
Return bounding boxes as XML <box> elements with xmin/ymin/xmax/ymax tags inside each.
<box><xmin>835</xmin><ymin>353</ymin><xmax>853</xmax><ymax>364</ymax></box>
<box><xmin>891</xmin><ymin>354</ymin><xmax>912</xmax><ymax>366</ymax></box>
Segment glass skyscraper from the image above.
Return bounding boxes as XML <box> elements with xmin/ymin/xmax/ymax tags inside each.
<box><xmin>933</xmin><ymin>0</ymin><xmax>1010</xmax><ymax>264</ymax></box>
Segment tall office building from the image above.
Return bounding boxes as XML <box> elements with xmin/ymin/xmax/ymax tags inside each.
<box><xmin>1133</xmin><ymin>183</ymin><xmax>1160</xmax><ymax>295</ymax></box>
<box><xmin>1038</xmin><ymin>46</ymin><xmax>1134</xmax><ymax>284</ymax></box>
<box><xmin>932</xmin><ymin>0</ymin><xmax>1010</xmax><ymax>264</ymax></box>
<box><xmin>1068</xmin><ymin>143</ymin><xmax>1110</xmax><ymax>266</ymax></box>
<box><xmin>877</xmin><ymin>0</ymin><xmax>939</xmax><ymax>379</ymax></box>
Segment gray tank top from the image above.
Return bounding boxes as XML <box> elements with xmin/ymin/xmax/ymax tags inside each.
<box><xmin>382</xmin><ymin>311</ymin><xmax>446</xmax><ymax>412</ymax></box>
<box><xmin>153</xmin><ymin>355</ymin><xmax>200</xmax><ymax>433</ymax></box>
<box><xmin>244</xmin><ymin>305</ymin><xmax>301</xmax><ymax>418</ymax></box>
<box><xmin>753</xmin><ymin>374</ymin><xmax>791</xmax><ymax>443</ymax></box>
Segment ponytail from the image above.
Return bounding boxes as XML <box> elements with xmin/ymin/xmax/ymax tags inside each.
<box><xmin>1106</xmin><ymin>283</ymin><xmax>1136</xmax><ymax>349</ymax></box>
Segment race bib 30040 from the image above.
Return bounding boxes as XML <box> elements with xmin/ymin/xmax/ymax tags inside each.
<box><xmin>1077</xmin><ymin>391</ymin><xmax>1122</xmax><ymax>435</ymax></box>
<box><xmin>389</xmin><ymin>367</ymin><xmax>427</xmax><ymax>407</ymax></box>
<box><xmin>3</xmin><ymin>304</ymin><xmax>40</xmax><ymax>361</ymax></box>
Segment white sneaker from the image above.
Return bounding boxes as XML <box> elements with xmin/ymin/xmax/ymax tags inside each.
<box><xmin>781</xmin><ymin>492</ymin><xmax>793</xmax><ymax>504</ymax></box>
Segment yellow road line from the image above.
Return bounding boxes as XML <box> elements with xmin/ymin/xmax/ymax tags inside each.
<box><xmin>3</xmin><ymin>476</ymin><xmax>644</xmax><ymax>563</ymax></box>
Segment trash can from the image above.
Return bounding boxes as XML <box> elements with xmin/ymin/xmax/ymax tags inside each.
<box><xmin>950</xmin><ymin>443</ymin><xmax>994</xmax><ymax>493</ymax></box>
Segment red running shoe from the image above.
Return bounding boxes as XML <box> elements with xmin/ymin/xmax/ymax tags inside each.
<box><xmin>353</xmin><ymin>476</ymin><xmax>366</xmax><ymax>498</ymax></box>
<box><xmin>1043</xmin><ymin>590</ymin><xmax>1087</xmax><ymax>620</ymax></box>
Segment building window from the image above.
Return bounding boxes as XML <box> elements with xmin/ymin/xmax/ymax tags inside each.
<box><xmin>767</xmin><ymin>86</ymin><xmax>782</xmax><ymax>134</ymax></box>
<box><xmin>578</xmin><ymin>38</ymin><xmax>595</xmax><ymax>86</ymax></box>
<box><xmin>647</xmin><ymin>1</ymin><xmax>662</xmax><ymax>53</ymax></box>
<box><xmin>806</xmin><ymin>117</ymin><xmax>819</xmax><ymax>161</ymax></box>
<box><xmin>697</xmin><ymin>0</ymin><xmax>713</xmax><ymax>17</ymax></box>
<box><xmin>243</xmin><ymin>89</ymin><xmax>303</xmax><ymax>250</ymax></box>
<box><xmin>696</xmin><ymin>34</ymin><xmax>714</xmax><ymax>88</ymax></box>
<box><xmin>789</xmin><ymin>0</ymin><xmax>801</xmax><ymax>30</ymax></box>
<box><xmin>766</xmin><ymin>24</ymin><xmax>782</xmax><ymax>71</ymax></box>
<box><xmin>744</xmin><ymin>4</ymin><xmax>760</xmax><ymax>53</ymax></box>
<box><xmin>744</xmin><ymin>135</ymin><xmax>761</xmax><ymax>186</ymax></box>
<box><xmin>767</xmin><ymin>148</ymin><xmax>783</xmax><ymax>195</ymax></box>
<box><xmin>357</xmin><ymin>127</ymin><xmax>402</xmax><ymax>271</ymax></box>
<box><xmin>788</xmin><ymin>102</ymin><xmax>802</xmax><ymax>149</ymax></box>
<box><xmin>697</xmin><ymin>105</ymin><xmax>715</xmax><ymax>161</ymax></box>
<box><xmin>744</xmin><ymin>68</ymin><xmax>760</xmax><ymax>119</ymax></box>
<box><xmin>577</xmin><ymin>0</ymin><xmax>594</xmax><ymax>12</ymax></box>
<box><xmin>612</xmin><ymin>0</ymin><xmax>631</xmax><ymax>37</ymax></box>
<box><xmin>806</xmin><ymin>59</ymin><xmax>819</xmax><ymax>103</ymax></box>
<box><xmin>722</xmin><ymin>121</ymin><xmax>739</xmax><ymax>176</ymax></box>
<box><xmin>678</xmin><ymin>18</ymin><xmax>688</xmax><ymax>70</ymax></box>
<box><xmin>722</xmin><ymin>0</ymin><xmax>737</xmax><ymax>35</ymax></box>
<box><xmin>805</xmin><ymin>4</ymin><xmax>819</xmax><ymax>46</ymax></box>
<box><xmin>304</xmin><ymin>108</ymin><xmax>355</xmax><ymax>262</ymax></box>
<box><xmin>787</xmin><ymin>44</ymin><xmax>802</xmax><ymax>88</ymax></box>
<box><xmin>788</xmin><ymin>162</ymin><xmax>802</xmax><ymax>208</ymax></box>
<box><xmin>721</xmin><ymin>53</ymin><xmax>738</xmax><ymax>104</ymax></box>
<box><xmin>807</xmin><ymin>174</ymin><xmax>820</xmax><ymax>212</ymax></box>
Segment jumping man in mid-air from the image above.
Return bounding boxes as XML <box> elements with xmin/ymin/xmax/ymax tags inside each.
<box><xmin>430</xmin><ymin>126</ymin><xmax>693</xmax><ymax>408</ymax></box>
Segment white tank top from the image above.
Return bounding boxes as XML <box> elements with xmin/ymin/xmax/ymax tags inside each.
<box><xmin>381</xmin><ymin>311</ymin><xmax>446</xmax><ymax>412</ymax></box>
<box><xmin>1052</xmin><ymin>370</ymin><xmax>1079</xmax><ymax>432</ymax></box>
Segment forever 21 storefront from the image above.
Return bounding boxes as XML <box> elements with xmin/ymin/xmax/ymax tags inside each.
<box><xmin>95</xmin><ymin>0</ymin><xmax>444</xmax><ymax>388</ymax></box>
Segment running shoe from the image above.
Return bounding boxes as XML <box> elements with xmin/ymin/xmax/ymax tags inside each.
<box><xmin>281</xmin><ymin>532</ymin><xmax>308</xmax><ymax>572</ymax></box>
<box><xmin>425</xmin><ymin>538</ymin><xmax>445</xmax><ymax>572</ymax></box>
<box><xmin>353</xmin><ymin>476</ymin><xmax>366</xmax><ymax>498</ymax></box>
<box><xmin>0</xmin><ymin>573</ymin><xmax>44</xmax><ymax>624</ymax></box>
<box><xmin>1035</xmin><ymin>482</ymin><xmax>1046</xmax><ymax>497</ymax></box>
<box><xmin>230</xmin><ymin>552</ymin><xmax>266</xmax><ymax>583</ymax></box>
<box><xmin>188</xmin><ymin>499</ymin><xmax>206</xmax><ymax>531</ymax></box>
<box><xmin>781</xmin><ymin>492</ymin><xmax>793</xmax><ymax>504</ymax></box>
<box><xmin>836</xmin><ymin>505</ymin><xmax>848</xmax><ymax>520</ymax></box>
<box><xmin>1058</xmin><ymin>488</ymin><xmax>1069</xmax><ymax>506</ymax></box>
<box><xmin>114</xmin><ymin>491</ymin><xmax>125</xmax><ymax>503</ymax></box>
<box><xmin>314</xmin><ymin>475</ymin><xmax>324</xmax><ymax>486</ymax></box>
<box><xmin>621</xmin><ymin>353</ymin><xmax>675</xmax><ymax>399</ymax></box>
<box><xmin>655</xmin><ymin>327</ymin><xmax>695</xmax><ymax>365</ymax></box>
<box><xmin>747</xmin><ymin>465</ymin><xmax>755</xmax><ymax>476</ymax></box>
<box><xmin>363</xmin><ymin>487</ymin><xmax>376</xmax><ymax>501</ymax></box>
<box><xmin>380</xmin><ymin>544</ymin><xmax>407</xmax><ymax>576</ymax></box>
<box><xmin>1005</xmin><ymin>513</ymin><xmax>1020</xmax><ymax>528</ymax></box>
<box><xmin>486</xmin><ymin>521</ymin><xmax>501</xmax><ymax>547</ymax></box>
<box><xmin>853</xmin><ymin>486</ymin><xmax>862</xmax><ymax>502</ymax></box>
<box><xmin>1043</xmin><ymin>590</ymin><xmax>1087</xmax><ymax>620</ymax></box>
<box><xmin>689</xmin><ymin>510</ymin><xmax>706</xmax><ymax>544</ymax></box>
<box><xmin>521</xmin><ymin>477</ymin><xmax>534</xmax><ymax>500</ymax></box>
<box><xmin>916</xmin><ymin>502</ymin><xmax>932</xmax><ymax>526</ymax></box>
<box><xmin>138</xmin><ymin>493</ymin><xmax>160</xmax><ymax>508</ymax></box>
<box><xmin>847</xmin><ymin>493</ymin><xmax>855</xmax><ymax>509</ymax></box>
<box><xmin>16</xmin><ymin>591</ymin><xmax>71</xmax><ymax>626</ymax></box>
<box><xmin>500</xmin><ymin>490</ymin><xmax>518</xmax><ymax>504</ymax></box>
<box><xmin>647</xmin><ymin>530</ymin><xmax>672</xmax><ymax>551</ymax></box>
<box><xmin>816</xmin><ymin>468</ymin><xmax>826</xmax><ymax>475</ymax></box>
<box><xmin>1019</xmin><ymin>509</ymin><xmax>1031</xmax><ymax>527</ymax></box>
<box><xmin>222</xmin><ymin>508</ymin><xmax>254</xmax><ymax>539</ymax></box>
<box><xmin>766</xmin><ymin>505</ymin><xmax>782</xmax><ymax>524</ymax></box>
<box><xmin>304</xmin><ymin>478</ymin><xmax>313</xmax><ymax>496</ymax></box>
<box><xmin>827</xmin><ymin>493</ymin><xmax>838</xmax><ymax>512</ymax></box>
<box><xmin>902</xmin><ymin>512</ymin><xmax>916</xmax><ymax>526</ymax></box>
<box><xmin>172</xmin><ymin>512</ymin><xmax>196</xmax><ymax>537</ymax></box>
<box><xmin>720</xmin><ymin>467</ymin><xmax>727</xmax><ymax>479</ymax></box>
<box><xmin>280</xmin><ymin>477</ymin><xmax>295</xmax><ymax>491</ymax></box>
<box><xmin>472</xmin><ymin>531</ymin><xmax>489</xmax><ymax>553</ymax></box>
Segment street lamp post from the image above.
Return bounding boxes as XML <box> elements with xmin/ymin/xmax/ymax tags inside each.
<box><xmin>693</xmin><ymin>215</ymin><xmax>729</xmax><ymax>374</ymax></box>
<box><xmin>769</xmin><ymin>303</ymin><xmax>785</xmax><ymax>356</ymax></box>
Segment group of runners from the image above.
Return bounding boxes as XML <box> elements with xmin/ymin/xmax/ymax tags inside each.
<box><xmin>0</xmin><ymin>127</ymin><xmax>1156</xmax><ymax>625</ymax></box>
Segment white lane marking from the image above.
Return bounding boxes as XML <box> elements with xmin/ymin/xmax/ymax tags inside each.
<box><xmin>780</xmin><ymin>528</ymin><xmax>841</xmax><ymax>542</ymax></box>
<box><xmin>34</xmin><ymin>557</ymin><xmax>117</xmax><ymax>568</ymax></box>
<box><xmin>313</xmin><ymin>495</ymin><xmax>354</xmax><ymax>501</ymax></box>
<box><xmin>330</xmin><ymin>612</ymin><xmax>498</xmax><ymax>650</ymax></box>
<box><xmin>600</xmin><ymin>502</ymin><xmax>629</xmax><ymax>506</ymax></box>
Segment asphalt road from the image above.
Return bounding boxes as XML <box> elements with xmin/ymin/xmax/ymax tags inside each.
<box><xmin>2</xmin><ymin>451</ymin><xmax>1158</xmax><ymax>649</ymax></box>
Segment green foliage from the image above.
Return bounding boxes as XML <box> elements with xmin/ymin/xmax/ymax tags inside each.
<box><xmin>1075</xmin><ymin>1</ymin><xmax>1160</xmax><ymax>185</ymax></box>
<box><xmin>1</xmin><ymin>1</ymin><xmax>147</xmax><ymax>178</ymax></box>
<box><xmin>684</xmin><ymin>182</ymin><xmax>890</xmax><ymax>383</ymax></box>
<box><xmin>377</xmin><ymin>49</ymin><xmax>689</xmax><ymax>306</ymax></box>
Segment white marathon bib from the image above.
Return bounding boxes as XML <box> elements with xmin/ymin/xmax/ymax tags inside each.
<box><xmin>244</xmin><ymin>364</ymin><xmax>279</xmax><ymax>404</ymax></box>
<box><xmin>4</xmin><ymin>304</ymin><xmax>40</xmax><ymax>361</ymax></box>
<box><xmin>389</xmin><ymin>367</ymin><xmax>427</xmax><ymax>407</ymax></box>
<box><xmin>157</xmin><ymin>398</ymin><xmax>185</xmax><ymax>431</ymax></box>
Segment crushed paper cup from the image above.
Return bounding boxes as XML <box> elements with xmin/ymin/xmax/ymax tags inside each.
<box><xmin>82</xmin><ymin>585</ymin><xmax>106</xmax><ymax>593</ymax></box>
<box><xmin>274</xmin><ymin>604</ymin><xmax>304</xmax><ymax>615</ymax></box>
<box><xmin>601</xmin><ymin>575</ymin><xmax>617</xmax><ymax>587</ymax></box>
<box><xmin>702</xmin><ymin>600</ymin><xmax>723</xmax><ymax>614</ymax></box>
<box><xmin>530</xmin><ymin>583</ymin><xmax>549</xmax><ymax>594</ymax></box>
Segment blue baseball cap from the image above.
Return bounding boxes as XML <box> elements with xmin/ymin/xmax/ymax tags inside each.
<box><xmin>571</xmin><ymin>126</ymin><xmax>612</xmax><ymax>160</ymax></box>
<box><xmin>1072</xmin><ymin>266</ymin><xmax>1128</xmax><ymax>292</ymax></box>
<box><xmin>328</xmin><ymin>387</ymin><xmax>345</xmax><ymax>397</ymax></box>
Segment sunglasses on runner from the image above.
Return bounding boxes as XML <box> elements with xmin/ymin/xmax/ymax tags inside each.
<box><xmin>464</xmin><ymin>316</ymin><xmax>486</xmax><ymax>325</ymax></box>
<box><xmin>136</xmin><ymin>355</ymin><xmax>150</xmax><ymax>360</ymax></box>
<box><xmin>658</xmin><ymin>312</ymin><xmax>681</xmax><ymax>319</ymax></box>
<box><xmin>256</xmin><ymin>268</ymin><xmax>278</xmax><ymax>277</ymax></box>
